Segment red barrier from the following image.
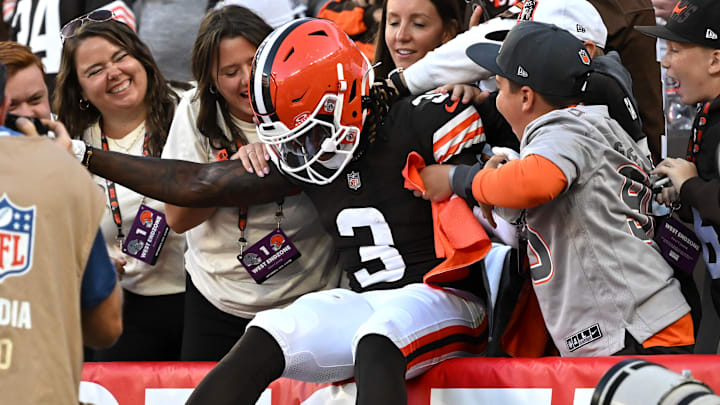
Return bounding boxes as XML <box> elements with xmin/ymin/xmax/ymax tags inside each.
<box><xmin>80</xmin><ymin>355</ymin><xmax>720</xmax><ymax>405</ymax></box>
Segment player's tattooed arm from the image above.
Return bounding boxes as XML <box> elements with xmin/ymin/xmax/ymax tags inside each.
<box><xmin>88</xmin><ymin>149</ymin><xmax>297</xmax><ymax>207</ymax></box>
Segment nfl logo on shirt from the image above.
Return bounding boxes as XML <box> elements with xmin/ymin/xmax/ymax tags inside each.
<box><xmin>0</xmin><ymin>194</ymin><xmax>35</xmax><ymax>283</ymax></box>
<box><xmin>347</xmin><ymin>171</ymin><xmax>362</xmax><ymax>190</ymax></box>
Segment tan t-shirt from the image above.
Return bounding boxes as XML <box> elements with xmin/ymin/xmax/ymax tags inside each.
<box><xmin>162</xmin><ymin>90</ymin><xmax>341</xmax><ymax>318</ymax></box>
<box><xmin>0</xmin><ymin>136</ymin><xmax>106</xmax><ymax>404</ymax></box>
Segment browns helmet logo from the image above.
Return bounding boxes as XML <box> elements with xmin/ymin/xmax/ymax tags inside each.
<box><xmin>270</xmin><ymin>234</ymin><xmax>285</xmax><ymax>251</ymax></box>
<box><xmin>293</xmin><ymin>112</ymin><xmax>310</xmax><ymax>127</ymax></box>
<box><xmin>140</xmin><ymin>210</ymin><xmax>153</xmax><ymax>227</ymax></box>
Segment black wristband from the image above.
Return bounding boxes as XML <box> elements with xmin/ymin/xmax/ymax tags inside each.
<box><xmin>388</xmin><ymin>68</ymin><xmax>410</xmax><ymax>97</ymax></box>
<box><xmin>451</xmin><ymin>162</ymin><xmax>484</xmax><ymax>207</ymax></box>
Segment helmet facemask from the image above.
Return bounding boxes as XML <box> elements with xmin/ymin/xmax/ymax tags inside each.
<box><xmin>257</xmin><ymin>62</ymin><xmax>368</xmax><ymax>186</ymax></box>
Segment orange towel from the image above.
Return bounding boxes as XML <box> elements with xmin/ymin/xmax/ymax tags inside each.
<box><xmin>402</xmin><ymin>152</ymin><xmax>491</xmax><ymax>285</ymax></box>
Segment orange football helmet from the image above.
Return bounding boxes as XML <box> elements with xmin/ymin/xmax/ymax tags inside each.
<box><xmin>250</xmin><ymin>18</ymin><xmax>373</xmax><ymax>185</ymax></box>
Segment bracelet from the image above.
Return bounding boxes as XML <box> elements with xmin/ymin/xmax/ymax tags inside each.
<box><xmin>81</xmin><ymin>144</ymin><xmax>94</xmax><ymax>168</ymax></box>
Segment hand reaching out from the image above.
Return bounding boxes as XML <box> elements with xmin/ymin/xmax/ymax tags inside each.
<box><xmin>435</xmin><ymin>83</ymin><xmax>489</xmax><ymax>105</ymax></box>
<box><xmin>231</xmin><ymin>142</ymin><xmax>270</xmax><ymax>177</ymax></box>
<box><xmin>415</xmin><ymin>164</ymin><xmax>453</xmax><ymax>202</ymax></box>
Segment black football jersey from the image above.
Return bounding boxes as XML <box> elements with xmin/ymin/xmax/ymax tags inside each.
<box><xmin>298</xmin><ymin>92</ymin><xmax>486</xmax><ymax>292</ymax></box>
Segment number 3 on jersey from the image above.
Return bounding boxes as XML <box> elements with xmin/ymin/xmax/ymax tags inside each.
<box><xmin>336</xmin><ymin>208</ymin><xmax>406</xmax><ymax>288</ymax></box>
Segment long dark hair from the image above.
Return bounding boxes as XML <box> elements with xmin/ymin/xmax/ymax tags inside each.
<box><xmin>191</xmin><ymin>5</ymin><xmax>273</xmax><ymax>151</ymax></box>
<box><xmin>373</xmin><ymin>0</ymin><xmax>462</xmax><ymax>79</ymax></box>
<box><xmin>54</xmin><ymin>19</ymin><xmax>178</xmax><ymax>157</ymax></box>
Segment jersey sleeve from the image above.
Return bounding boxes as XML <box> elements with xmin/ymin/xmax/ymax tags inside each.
<box><xmin>471</xmin><ymin>155</ymin><xmax>568</xmax><ymax>209</ymax></box>
<box><xmin>520</xmin><ymin>125</ymin><xmax>591</xmax><ymax>190</ymax></box>
<box><xmin>403</xmin><ymin>24</ymin><xmax>493</xmax><ymax>95</ymax></box>
<box><xmin>81</xmin><ymin>230</ymin><xmax>118</xmax><ymax>309</ymax></box>
<box><xmin>403</xmin><ymin>92</ymin><xmax>486</xmax><ymax>164</ymax></box>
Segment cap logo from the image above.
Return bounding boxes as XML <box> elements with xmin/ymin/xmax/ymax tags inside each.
<box><xmin>670</xmin><ymin>1</ymin><xmax>698</xmax><ymax>23</ymax></box>
<box><xmin>516</xmin><ymin>65</ymin><xmax>529</xmax><ymax>78</ymax></box>
<box><xmin>578</xmin><ymin>49</ymin><xmax>591</xmax><ymax>66</ymax></box>
<box><xmin>672</xmin><ymin>1</ymin><xmax>688</xmax><ymax>15</ymax></box>
<box><xmin>517</xmin><ymin>0</ymin><xmax>537</xmax><ymax>22</ymax></box>
<box><xmin>576</xmin><ymin>24</ymin><xmax>586</xmax><ymax>33</ymax></box>
<box><xmin>707</xmin><ymin>29</ymin><xmax>718</xmax><ymax>40</ymax></box>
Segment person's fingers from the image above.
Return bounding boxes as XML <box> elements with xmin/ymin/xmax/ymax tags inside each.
<box><xmin>42</xmin><ymin>119</ymin><xmax>73</xmax><ymax>151</ymax></box>
<box><xmin>254</xmin><ymin>144</ymin><xmax>270</xmax><ymax>174</ymax></box>
<box><xmin>15</xmin><ymin>117</ymin><xmax>39</xmax><ymax>137</ymax></box>
<box><xmin>474</xmin><ymin>90</ymin><xmax>491</xmax><ymax>105</ymax></box>
<box><xmin>413</xmin><ymin>190</ymin><xmax>423</xmax><ymax>198</ymax></box>
<box><xmin>247</xmin><ymin>149</ymin><xmax>266</xmax><ymax>177</ymax></box>
<box><xmin>469</xmin><ymin>4</ymin><xmax>484</xmax><ymax>27</ymax></box>
<box><xmin>238</xmin><ymin>151</ymin><xmax>254</xmax><ymax>173</ymax></box>
<box><xmin>461</xmin><ymin>86</ymin><xmax>474</xmax><ymax>104</ymax></box>
<box><xmin>481</xmin><ymin>204</ymin><xmax>496</xmax><ymax>229</ymax></box>
<box><xmin>435</xmin><ymin>84</ymin><xmax>452</xmax><ymax>94</ymax></box>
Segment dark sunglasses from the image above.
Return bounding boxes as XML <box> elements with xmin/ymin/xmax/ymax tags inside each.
<box><xmin>60</xmin><ymin>10</ymin><xmax>114</xmax><ymax>41</ymax></box>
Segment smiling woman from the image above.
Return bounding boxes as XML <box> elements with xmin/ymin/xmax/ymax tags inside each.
<box><xmin>52</xmin><ymin>18</ymin><xmax>187</xmax><ymax>362</ymax></box>
<box><xmin>373</xmin><ymin>0</ymin><xmax>462</xmax><ymax>79</ymax></box>
<box><xmin>160</xmin><ymin>5</ymin><xmax>340</xmax><ymax>361</ymax></box>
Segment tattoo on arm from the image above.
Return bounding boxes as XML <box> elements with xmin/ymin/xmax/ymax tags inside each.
<box><xmin>88</xmin><ymin>149</ymin><xmax>297</xmax><ymax>207</ymax></box>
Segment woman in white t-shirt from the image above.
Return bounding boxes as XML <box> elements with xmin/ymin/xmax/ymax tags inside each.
<box><xmin>162</xmin><ymin>5</ymin><xmax>340</xmax><ymax>360</ymax></box>
<box><xmin>54</xmin><ymin>19</ymin><xmax>186</xmax><ymax>360</ymax></box>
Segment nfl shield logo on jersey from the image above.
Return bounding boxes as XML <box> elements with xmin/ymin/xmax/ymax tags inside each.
<box><xmin>347</xmin><ymin>171</ymin><xmax>362</xmax><ymax>190</ymax></box>
<box><xmin>0</xmin><ymin>194</ymin><xmax>35</xmax><ymax>283</ymax></box>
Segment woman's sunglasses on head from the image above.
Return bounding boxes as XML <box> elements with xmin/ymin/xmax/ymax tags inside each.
<box><xmin>60</xmin><ymin>10</ymin><xmax>115</xmax><ymax>41</ymax></box>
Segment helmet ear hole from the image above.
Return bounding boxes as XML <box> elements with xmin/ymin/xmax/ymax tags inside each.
<box><xmin>347</xmin><ymin>79</ymin><xmax>357</xmax><ymax>104</ymax></box>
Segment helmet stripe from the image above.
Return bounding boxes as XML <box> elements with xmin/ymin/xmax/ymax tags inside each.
<box><xmin>251</xmin><ymin>18</ymin><xmax>313</xmax><ymax>124</ymax></box>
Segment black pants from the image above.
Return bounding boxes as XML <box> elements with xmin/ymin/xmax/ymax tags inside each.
<box><xmin>181</xmin><ymin>272</ymin><xmax>251</xmax><ymax>361</ymax></box>
<box><xmin>91</xmin><ymin>289</ymin><xmax>185</xmax><ymax>361</ymax></box>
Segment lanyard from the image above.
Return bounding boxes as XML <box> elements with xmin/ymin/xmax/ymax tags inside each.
<box><xmin>687</xmin><ymin>102</ymin><xmax>711</xmax><ymax>163</ymax></box>
<box><xmin>100</xmin><ymin>132</ymin><xmax>149</xmax><ymax>244</ymax></box>
<box><xmin>237</xmin><ymin>199</ymin><xmax>285</xmax><ymax>257</ymax></box>
<box><xmin>213</xmin><ymin>141</ymin><xmax>285</xmax><ymax>255</ymax></box>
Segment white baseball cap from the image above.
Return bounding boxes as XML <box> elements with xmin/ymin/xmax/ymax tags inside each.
<box><xmin>517</xmin><ymin>0</ymin><xmax>607</xmax><ymax>49</ymax></box>
<box><xmin>217</xmin><ymin>0</ymin><xmax>307</xmax><ymax>28</ymax></box>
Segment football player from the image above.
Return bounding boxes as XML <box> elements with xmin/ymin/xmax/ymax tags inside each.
<box><xmin>72</xmin><ymin>17</ymin><xmax>506</xmax><ymax>405</ymax></box>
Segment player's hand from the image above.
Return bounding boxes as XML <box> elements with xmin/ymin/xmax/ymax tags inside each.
<box><xmin>651</xmin><ymin>158</ymin><xmax>698</xmax><ymax>195</ymax></box>
<box><xmin>232</xmin><ymin>142</ymin><xmax>270</xmax><ymax>177</ymax></box>
<box><xmin>416</xmin><ymin>164</ymin><xmax>453</xmax><ymax>202</ymax></box>
<box><xmin>468</xmin><ymin>3</ymin><xmax>484</xmax><ymax>27</ymax></box>
<box><xmin>435</xmin><ymin>83</ymin><xmax>489</xmax><ymax>105</ymax></box>
<box><xmin>484</xmin><ymin>153</ymin><xmax>508</xmax><ymax>169</ymax></box>
<box><xmin>43</xmin><ymin>119</ymin><xmax>73</xmax><ymax>153</ymax></box>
